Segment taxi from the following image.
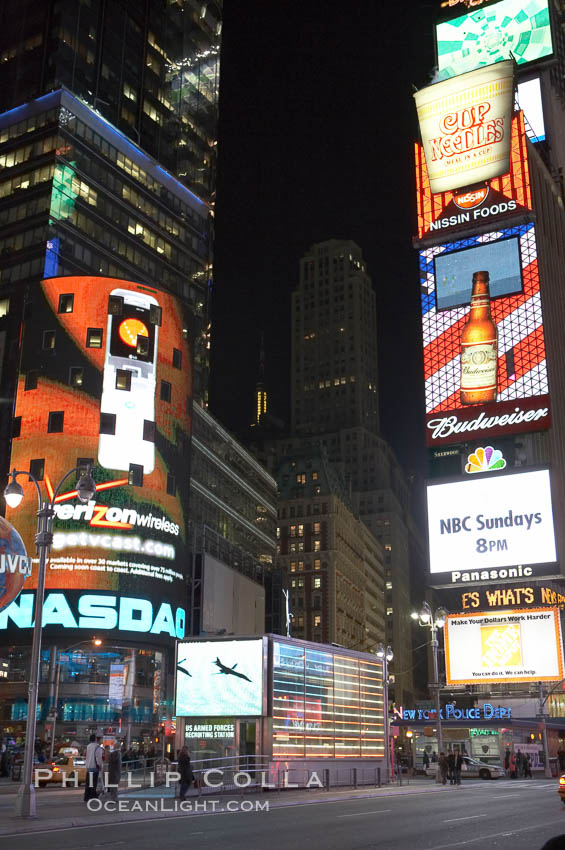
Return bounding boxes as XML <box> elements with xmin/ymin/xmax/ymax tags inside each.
<box><xmin>36</xmin><ymin>755</ymin><xmax>87</xmax><ymax>786</ymax></box>
<box><xmin>558</xmin><ymin>773</ymin><xmax>565</xmax><ymax>804</ymax></box>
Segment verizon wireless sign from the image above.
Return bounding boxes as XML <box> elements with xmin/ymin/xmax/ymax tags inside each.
<box><xmin>414</xmin><ymin>60</ymin><xmax>514</xmax><ymax>194</ymax></box>
<box><xmin>427</xmin><ymin>469</ymin><xmax>558</xmax><ymax>587</ymax></box>
<box><xmin>426</xmin><ymin>396</ymin><xmax>551</xmax><ymax>447</ymax></box>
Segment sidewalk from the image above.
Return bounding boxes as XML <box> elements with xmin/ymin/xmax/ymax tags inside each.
<box><xmin>0</xmin><ymin>778</ymin><xmax>463</xmax><ymax>836</ymax></box>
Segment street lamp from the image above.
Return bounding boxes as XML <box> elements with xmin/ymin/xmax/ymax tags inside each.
<box><xmin>411</xmin><ymin>602</ymin><xmax>449</xmax><ymax>765</ymax></box>
<box><xmin>48</xmin><ymin>638</ymin><xmax>102</xmax><ymax>761</ymax></box>
<box><xmin>5</xmin><ymin>464</ymin><xmax>96</xmax><ymax>817</ymax></box>
<box><xmin>375</xmin><ymin>643</ymin><xmax>394</xmax><ymax>782</ymax></box>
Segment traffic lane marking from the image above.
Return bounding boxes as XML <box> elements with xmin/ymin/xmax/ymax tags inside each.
<box><xmin>428</xmin><ymin>817</ymin><xmax>565</xmax><ymax>849</ymax></box>
<box><xmin>337</xmin><ymin>809</ymin><xmax>391</xmax><ymax>818</ymax></box>
<box><xmin>443</xmin><ymin>814</ymin><xmax>487</xmax><ymax>823</ymax></box>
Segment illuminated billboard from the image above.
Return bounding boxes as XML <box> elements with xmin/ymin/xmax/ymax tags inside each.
<box><xmin>517</xmin><ymin>77</ymin><xmax>545</xmax><ymax>142</ymax></box>
<box><xmin>444</xmin><ymin>608</ymin><xmax>564</xmax><ymax>684</ymax></box>
<box><xmin>414</xmin><ymin>60</ymin><xmax>514</xmax><ymax>194</ymax></box>
<box><xmin>175</xmin><ymin>639</ymin><xmax>266</xmax><ymax>717</ymax></box>
<box><xmin>426</xmin><ymin>468</ymin><xmax>558</xmax><ymax>586</ymax></box>
<box><xmin>414</xmin><ymin>111</ymin><xmax>532</xmax><ymax>243</ymax></box>
<box><xmin>436</xmin><ymin>0</ymin><xmax>553</xmax><ymax>81</ymax></box>
<box><xmin>0</xmin><ymin>276</ymin><xmax>193</xmax><ymax>643</ymax></box>
<box><xmin>421</xmin><ymin>223</ymin><xmax>551</xmax><ymax>447</ymax></box>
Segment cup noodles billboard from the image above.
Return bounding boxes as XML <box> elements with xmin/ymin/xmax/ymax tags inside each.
<box><xmin>426</xmin><ymin>468</ymin><xmax>558</xmax><ymax>587</ymax></box>
<box><xmin>0</xmin><ymin>276</ymin><xmax>193</xmax><ymax>644</ymax></box>
<box><xmin>414</xmin><ymin>60</ymin><xmax>514</xmax><ymax>195</ymax></box>
<box><xmin>414</xmin><ymin>111</ymin><xmax>532</xmax><ymax>244</ymax></box>
<box><xmin>444</xmin><ymin>608</ymin><xmax>564</xmax><ymax>685</ymax></box>
<box><xmin>421</xmin><ymin>222</ymin><xmax>551</xmax><ymax>447</ymax></box>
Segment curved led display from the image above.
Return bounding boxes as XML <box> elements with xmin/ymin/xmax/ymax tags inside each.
<box><xmin>0</xmin><ymin>276</ymin><xmax>193</xmax><ymax>644</ymax></box>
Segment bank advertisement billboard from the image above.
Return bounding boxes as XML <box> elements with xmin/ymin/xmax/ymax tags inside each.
<box><xmin>414</xmin><ymin>111</ymin><xmax>532</xmax><ymax>244</ymax></box>
<box><xmin>175</xmin><ymin>639</ymin><xmax>266</xmax><ymax>717</ymax></box>
<box><xmin>444</xmin><ymin>608</ymin><xmax>564</xmax><ymax>684</ymax></box>
<box><xmin>0</xmin><ymin>276</ymin><xmax>193</xmax><ymax>644</ymax></box>
<box><xmin>426</xmin><ymin>468</ymin><xmax>557</xmax><ymax>587</ymax></box>
<box><xmin>421</xmin><ymin>223</ymin><xmax>550</xmax><ymax>447</ymax></box>
<box><xmin>436</xmin><ymin>0</ymin><xmax>553</xmax><ymax>82</ymax></box>
<box><xmin>414</xmin><ymin>60</ymin><xmax>514</xmax><ymax>194</ymax></box>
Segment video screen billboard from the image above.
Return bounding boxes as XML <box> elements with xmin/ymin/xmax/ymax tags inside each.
<box><xmin>434</xmin><ymin>237</ymin><xmax>522</xmax><ymax>310</ymax></box>
<box><xmin>414</xmin><ymin>60</ymin><xmax>514</xmax><ymax>194</ymax></box>
<box><xmin>0</xmin><ymin>276</ymin><xmax>193</xmax><ymax>644</ymax></box>
<box><xmin>426</xmin><ymin>468</ymin><xmax>557</xmax><ymax>586</ymax></box>
<box><xmin>414</xmin><ymin>111</ymin><xmax>532</xmax><ymax>243</ymax></box>
<box><xmin>436</xmin><ymin>0</ymin><xmax>553</xmax><ymax>82</ymax></box>
<box><xmin>421</xmin><ymin>223</ymin><xmax>550</xmax><ymax>447</ymax></box>
<box><xmin>444</xmin><ymin>608</ymin><xmax>564</xmax><ymax>684</ymax></box>
<box><xmin>175</xmin><ymin>639</ymin><xmax>265</xmax><ymax>717</ymax></box>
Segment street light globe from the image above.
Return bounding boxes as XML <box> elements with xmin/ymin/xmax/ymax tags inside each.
<box><xmin>419</xmin><ymin>608</ymin><xmax>431</xmax><ymax>624</ymax></box>
<box><xmin>410</xmin><ymin>612</ymin><xmax>419</xmax><ymax>621</ymax></box>
<box><xmin>386</xmin><ymin>647</ymin><xmax>394</xmax><ymax>663</ymax></box>
<box><xmin>4</xmin><ymin>478</ymin><xmax>24</xmax><ymax>508</ymax></box>
<box><xmin>375</xmin><ymin>643</ymin><xmax>385</xmax><ymax>658</ymax></box>
<box><xmin>76</xmin><ymin>469</ymin><xmax>96</xmax><ymax>504</ymax></box>
<box><xmin>435</xmin><ymin>607</ymin><xmax>449</xmax><ymax>628</ymax></box>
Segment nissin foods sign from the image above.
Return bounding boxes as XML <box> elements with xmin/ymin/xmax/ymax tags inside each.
<box><xmin>426</xmin><ymin>468</ymin><xmax>558</xmax><ymax>587</ymax></box>
<box><xmin>414</xmin><ymin>60</ymin><xmax>514</xmax><ymax>194</ymax></box>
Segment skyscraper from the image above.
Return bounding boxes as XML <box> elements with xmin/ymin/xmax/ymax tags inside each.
<box><xmin>292</xmin><ymin>239</ymin><xmax>378</xmax><ymax>435</ymax></box>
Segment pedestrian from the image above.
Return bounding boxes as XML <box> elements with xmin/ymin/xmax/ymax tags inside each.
<box><xmin>84</xmin><ymin>734</ymin><xmax>103</xmax><ymax>802</ymax></box>
<box><xmin>423</xmin><ymin>751</ymin><xmax>430</xmax><ymax>770</ymax></box>
<box><xmin>177</xmin><ymin>746</ymin><xmax>194</xmax><ymax>800</ymax></box>
<box><xmin>431</xmin><ymin>751</ymin><xmax>437</xmax><ymax>763</ymax></box>
<box><xmin>509</xmin><ymin>751</ymin><xmax>517</xmax><ymax>779</ymax></box>
<box><xmin>455</xmin><ymin>751</ymin><xmax>463</xmax><ymax>785</ymax></box>
<box><xmin>108</xmin><ymin>745</ymin><xmax>122</xmax><ymax>801</ymax></box>
<box><xmin>557</xmin><ymin>746</ymin><xmax>565</xmax><ymax>773</ymax></box>
<box><xmin>524</xmin><ymin>753</ymin><xmax>532</xmax><ymax>779</ymax></box>
<box><xmin>516</xmin><ymin>749</ymin><xmax>523</xmax><ymax>778</ymax></box>
<box><xmin>504</xmin><ymin>748</ymin><xmax>510</xmax><ymax>775</ymax></box>
<box><xmin>447</xmin><ymin>751</ymin><xmax>456</xmax><ymax>785</ymax></box>
<box><xmin>438</xmin><ymin>751</ymin><xmax>448</xmax><ymax>785</ymax></box>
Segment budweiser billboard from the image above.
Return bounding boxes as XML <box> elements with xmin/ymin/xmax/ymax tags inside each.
<box><xmin>421</xmin><ymin>223</ymin><xmax>550</xmax><ymax>447</ymax></box>
<box><xmin>414</xmin><ymin>60</ymin><xmax>514</xmax><ymax>195</ymax></box>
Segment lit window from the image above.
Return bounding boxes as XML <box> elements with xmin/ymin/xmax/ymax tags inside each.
<box><xmin>314</xmin><ymin>615</ymin><xmax>321</xmax><ymax>628</ymax></box>
<box><xmin>314</xmin><ymin>577</ymin><xmax>321</xmax><ymax>589</ymax></box>
<box><xmin>386</xmin><ymin>607</ymin><xmax>393</xmax><ymax>616</ymax></box>
<box><xmin>290</xmin><ymin>525</ymin><xmax>296</xmax><ymax>537</ymax></box>
<box><xmin>296</xmin><ymin>473</ymin><xmax>306</xmax><ymax>484</ymax></box>
<box><xmin>290</xmin><ymin>562</ymin><xmax>296</xmax><ymax>573</ymax></box>
<box><xmin>312</xmin><ymin>472</ymin><xmax>318</xmax><ymax>481</ymax></box>
<box><xmin>313</xmin><ymin>522</ymin><xmax>321</xmax><ymax>534</ymax></box>
<box><xmin>386</xmin><ymin>581</ymin><xmax>392</xmax><ymax>590</ymax></box>
<box><xmin>313</xmin><ymin>540</ymin><xmax>321</xmax><ymax>552</ymax></box>
<box><xmin>297</xmin><ymin>524</ymin><xmax>304</xmax><ymax>537</ymax></box>
<box><xmin>314</xmin><ymin>559</ymin><xmax>321</xmax><ymax>570</ymax></box>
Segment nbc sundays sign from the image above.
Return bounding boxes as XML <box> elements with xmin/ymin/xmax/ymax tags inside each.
<box><xmin>414</xmin><ymin>60</ymin><xmax>514</xmax><ymax>195</ymax></box>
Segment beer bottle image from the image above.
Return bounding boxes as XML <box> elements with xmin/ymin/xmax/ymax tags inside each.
<box><xmin>460</xmin><ymin>271</ymin><xmax>498</xmax><ymax>405</ymax></box>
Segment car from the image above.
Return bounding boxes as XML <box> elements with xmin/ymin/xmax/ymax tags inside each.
<box><xmin>35</xmin><ymin>756</ymin><xmax>87</xmax><ymax>787</ymax></box>
<box><xmin>426</xmin><ymin>755</ymin><xmax>505</xmax><ymax>780</ymax></box>
<box><xmin>558</xmin><ymin>773</ymin><xmax>565</xmax><ymax>804</ymax></box>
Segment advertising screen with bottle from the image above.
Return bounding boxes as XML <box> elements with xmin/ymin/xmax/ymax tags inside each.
<box><xmin>0</xmin><ymin>276</ymin><xmax>193</xmax><ymax>644</ymax></box>
<box><xmin>421</xmin><ymin>223</ymin><xmax>551</xmax><ymax>447</ymax></box>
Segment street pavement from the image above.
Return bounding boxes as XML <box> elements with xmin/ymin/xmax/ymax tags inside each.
<box><xmin>0</xmin><ymin>777</ymin><xmax>563</xmax><ymax>849</ymax></box>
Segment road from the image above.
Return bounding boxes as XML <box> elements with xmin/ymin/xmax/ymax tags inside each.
<box><xmin>1</xmin><ymin>779</ymin><xmax>564</xmax><ymax>849</ymax></box>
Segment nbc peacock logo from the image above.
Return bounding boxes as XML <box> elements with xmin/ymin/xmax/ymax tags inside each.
<box><xmin>465</xmin><ymin>446</ymin><xmax>507</xmax><ymax>474</ymax></box>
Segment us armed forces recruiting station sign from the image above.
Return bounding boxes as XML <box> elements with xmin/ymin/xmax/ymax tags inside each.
<box><xmin>426</xmin><ymin>468</ymin><xmax>558</xmax><ymax>587</ymax></box>
<box><xmin>444</xmin><ymin>608</ymin><xmax>564</xmax><ymax>685</ymax></box>
<box><xmin>414</xmin><ymin>60</ymin><xmax>514</xmax><ymax>195</ymax></box>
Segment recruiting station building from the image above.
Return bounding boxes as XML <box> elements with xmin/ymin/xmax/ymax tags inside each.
<box><xmin>174</xmin><ymin>635</ymin><xmax>388</xmax><ymax>783</ymax></box>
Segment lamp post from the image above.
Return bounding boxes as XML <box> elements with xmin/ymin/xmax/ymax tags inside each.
<box><xmin>375</xmin><ymin>643</ymin><xmax>394</xmax><ymax>782</ymax></box>
<box><xmin>4</xmin><ymin>465</ymin><xmax>96</xmax><ymax>817</ymax></box>
<box><xmin>411</xmin><ymin>602</ymin><xmax>448</xmax><ymax>770</ymax></box>
<box><xmin>48</xmin><ymin>638</ymin><xmax>102</xmax><ymax>761</ymax></box>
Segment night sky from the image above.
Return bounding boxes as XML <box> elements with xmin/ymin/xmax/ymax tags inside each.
<box><xmin>210</xmin><ymin>1</ymin><xmax>438</xmax><ymax>473</ymax></box>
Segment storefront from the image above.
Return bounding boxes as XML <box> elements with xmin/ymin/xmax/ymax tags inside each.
<box><xmin>174</xmin><ymin>635</ymin><xmax>387</xmax><ymax>783</ymax></box>
<box><xmin>393</xmin><ymin>702</ymin><xmax>565</xmax><ymax>771</ymax></box>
